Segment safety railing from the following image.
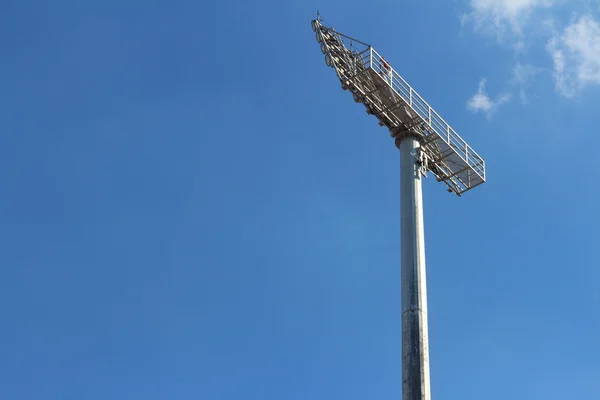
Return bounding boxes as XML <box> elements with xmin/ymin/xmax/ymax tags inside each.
<box><xmin>367</xmin><ymin>48</ymin><xmax>485</xmax><ymax>182</ymax></box>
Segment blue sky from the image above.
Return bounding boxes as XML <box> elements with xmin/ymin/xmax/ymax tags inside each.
<box><xmin>1</xmin><ymin>0</ymin><xmax>599</xmax><ymax>399</ymax></box>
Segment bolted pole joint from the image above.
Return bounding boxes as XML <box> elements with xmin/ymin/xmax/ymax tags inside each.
<box><xmin>393</xmin><ymin>129</ymin><xmax>425</xmax><ymax>149</ymax></box>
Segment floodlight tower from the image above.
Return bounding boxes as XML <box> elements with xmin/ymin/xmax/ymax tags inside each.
<box><xmin>311</xmin><ymin>15</ymin><xmax>486</xmax><ymax>400</ymax></box>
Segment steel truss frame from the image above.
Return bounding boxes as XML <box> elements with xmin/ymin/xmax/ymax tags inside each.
<box><xmin>313</xmin><ymin>18</ymin><xmax>486</xmax><ymax>195</ymax></box>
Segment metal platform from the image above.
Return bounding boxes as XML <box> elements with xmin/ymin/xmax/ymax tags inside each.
<box><xmin>312</xmin><ymin>18</ymin><xmax>486</xmax><ymax>195</ymax></box>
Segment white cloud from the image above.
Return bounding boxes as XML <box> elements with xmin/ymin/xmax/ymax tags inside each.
<box><xmin>547</xmin><ymin>15</ymin><xmax>600</xmax><ymax>97</ymax></box>
<box><xmin>464</xmin><ymin>0</ymin><xmax>556</xmax><ymax>39</ymax></box>
<box><xmin>467</xmin><ymin>78</ymin><xmax>512</xmax><ymax>117</ymax></box>
<box><xmin>511</xmin><ymin>63</ymin><xmax>540</xmax><ymax>103</ymax></box>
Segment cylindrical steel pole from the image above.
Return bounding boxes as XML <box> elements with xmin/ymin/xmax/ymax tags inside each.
<box><xmin>397</xmin><ymin>134</ymin><xmax>431</xmax><ymax>400</ymax></box>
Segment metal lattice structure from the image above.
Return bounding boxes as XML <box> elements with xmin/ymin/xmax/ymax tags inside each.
<box><xmin>312</xmin><ymin>18</ymin><xmax>485</xmax><ymax>195</ymax></box>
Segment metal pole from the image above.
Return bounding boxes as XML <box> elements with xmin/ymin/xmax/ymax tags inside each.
<box><xmin>397</xmin><ymin>134</ymin><xmax>431</xmax><ymax>400</ymax></box>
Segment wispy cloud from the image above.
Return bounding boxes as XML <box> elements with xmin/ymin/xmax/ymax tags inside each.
<box><xmin>463</xmin><ymin>0</ymin><xmax>556</xmax><ymax>42</ymax></box>
<box><xmin>467</xmin><ymin>78</ymin><xmax>512</xmax><ymax>118</ymax></box>
<box><xmin>511</xmin><ymin>63</ymin><xmax>540</xmax><ymax>103</ymax></box>
<box><xmin>462</xmin><ymin>1</ymin><xmax>600</xmax><ymax>100</ymax></box>
<box><xmin>546</xmin><ymin>15</ymin><xmax>600</xmax><ymax>97</ymax></box>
